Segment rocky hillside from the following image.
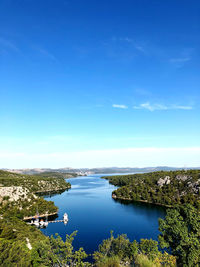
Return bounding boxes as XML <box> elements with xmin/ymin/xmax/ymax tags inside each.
<box><xmin>0</xmin><ymin>170</ymin><xmax>70</xmax><ymax>199</ymax></box>
<box><xmin>103</xmin><ymin>170</ymin><xmax>200</xmax><ymax>208</ymax></box>
<box><xmin>0</xmin><ymin>170</ymin><xmax>71</xmax><ymax>218</ymax></box>
<box><xmin>0</xmin><ymin>186</ymin><xmax>31</xmax><ymax>202</ymax></box>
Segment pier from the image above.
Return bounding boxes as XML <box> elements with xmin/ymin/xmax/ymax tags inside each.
<box><xmin>48</xmin><ymin>220</ymin><xmax>66</xmax><ymax>223</ymax></box>
<box><xmin>27</xmin><ymin>219</ymin><xmax>67</xmax><ymax>225</ymax></box>
<box><xmin>23</xmin><ymin>212</ymin><xmax>58</xmax><ymax>221</ymax></box>
<box><xmin>26</xmin><ymin>212</ymin><xmax>69</xmax><ymax>227</ymax></box>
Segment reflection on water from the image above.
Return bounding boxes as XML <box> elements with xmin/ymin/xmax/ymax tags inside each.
<box><xmin>113</xmin><ymin>198</ymin><xmax>166</xmax><ymax>223</ymax></box>
<box><xmin>41</xmin><ymin>189</ymin><xmax>70</xmax><ymax>198</ymax></box>
<box><xmin>41</xmin><ymin>174</ymin><xmax>166</xmax><ymax>254</ymax></box>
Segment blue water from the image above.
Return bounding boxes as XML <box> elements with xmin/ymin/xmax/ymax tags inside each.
<box><xmin>41</xmin><ymin>174</ymin><xmax>166</xmax><ymax>254</ymax></box>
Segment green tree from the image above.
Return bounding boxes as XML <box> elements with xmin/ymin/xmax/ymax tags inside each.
<box><xmin>159</xmin><ymin>204</ymin><xmax>200</xmax><ymax>266</ymax></box>
<box><xmin>49</xmin><ymin>231</ymin><xmax>89</xmax><ymax>266</ymax></box>
<box><xmin>139</xmin><ymin>239</ymin><xmax>159</xmax><ymax>261</ymax></box>
<box><xmin>93</xmin><ymin>231</ymin><xmax>132</xmax><ymax>264</ymax></box>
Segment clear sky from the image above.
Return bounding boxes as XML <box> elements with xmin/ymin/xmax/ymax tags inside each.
<box><xmin>0</xmin><ymin>0</ymin><xmax>200</xmax><ymax>168</ymax></box>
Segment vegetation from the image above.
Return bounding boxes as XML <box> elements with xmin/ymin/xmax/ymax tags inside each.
<box><xmin>1</xmin><ymin>169</ymin><xmax>200</xmax><ymax>266</ymax></box>
<box><xmin>0</xmin><ymin>170</ymin><xmax>71</xmax><ymax>219</ymax></box>
<box><xmin>159</xmin><ymin>204</ymin><xmax>200</xmax><ymax>266</ymax></box>
<box><xmin>0</xmin><ymin>217</ymin><xmax>50</xmax><ymax>266</ymax></box>
<box><xmin>33</xmin><ymin>171</ymin><xmax>78</xmax><ymax>179</ymax></box>
<box><xmin>0</xmin><ymin>218</ymin><xmax>177</xmax><ymax>266</ymax></box>
<box><xmin>93</xmin><ymin>231</ymin><xmax>176</xmax><ymax>267</ymax></box>
<box><xmin>0</xmin><ymin>218</ymin><xmax>90</xmax><ymax>267</ymax></box>
<box><xmin>101</xmin><ymin>170</ymin><xmax>200</xmax><ymax>265</ymax></box>
<box><xmin>1</xmin><ymin>198</ymin><xmax>58</xmax><ymax>219</ymax></box>
<box><xmin>103</xmin><ymin>170</ymin><xmax>200</xmax><ymax>207</ymax></box>
<box><xmin>93</xmin><ymin>203</ymin><xmax>200</xmax><ymax>266</ymax></box>
<box><xmin>0</xmin><ymin>170</ymin><xmax>71</xmax><ymax>194</ymax></box>
<box><xmin>0</xmin><ymin>170</ymin><xmax>90</xmax><ymax>266</ymax></box>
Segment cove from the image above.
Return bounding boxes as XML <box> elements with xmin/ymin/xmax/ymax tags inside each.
<box><xmin>41</xmin><ymin>174</ymin><xmax>166</xmax><ymax>254</ymax></box>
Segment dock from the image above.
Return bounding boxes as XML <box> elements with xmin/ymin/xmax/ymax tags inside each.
<box><xmin>26</xmin><ymin>212</ymin><xmax>69</xmax><ymax>227</ymax></box>
<box><xmin>23</xmin><ymin>212</ymin><xmax>57</xmax><ymax>221</ymax></box>
<box><xmin>48</xmin><ymin>220</ymin><xmax>66</xmax><ymax>223</ymax></box>
<box><xmin>27</xmin><ymin>220</ymin><xmax>66</xmax><ymax>225</ymax></box>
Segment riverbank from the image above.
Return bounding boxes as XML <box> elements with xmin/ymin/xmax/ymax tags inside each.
<box><xmin>23</xmin><ymin>211</ymin><xmax>58</xmax><ymax>220</ymax></box>
<box><xmin>112</xmin><ymin>193</ymin><xmax>172</xmax><ymax>208</ymax></box>
<box><xmin>35</xmin><ymin>186</ymin><xmax>70</xmax><ymax>195</ymax></box>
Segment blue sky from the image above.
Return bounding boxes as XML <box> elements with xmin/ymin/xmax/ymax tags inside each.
<box><xmin>0</xmin><ymin>0</ymin><xmax>200</xmax><ymax>168</ymax></box>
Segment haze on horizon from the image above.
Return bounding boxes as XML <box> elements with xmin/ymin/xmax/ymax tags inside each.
<box><xmin>0</xmin><ymin>0</ymin><xmax>200</xmax><ymax>169</ymax></box>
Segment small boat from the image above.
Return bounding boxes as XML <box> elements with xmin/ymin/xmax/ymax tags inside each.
<box><xmin>43</xmin><ymin>215</ymin><xmax>48</xmax><ymax>227</ymax></box>
<box><xmin>34</xmin><ymin>209</ymin><xmax>40</xmax><ymax>227</ymax></box>
<box><xmin>63</xmin><ymin>213</ymin><xmax>68</xmax><ymax>222</ymax></box>
<box><xmin>40</xmin><ymin>219</ymin><xmax>44</xmax><ymax>227</ymax></box>
<box><xmin>34</xmin><ymin>218</ymin><xmax>40</xmax><ymax>227</ymax></box>
<box><xmin>43</xmin><ymin>221</ymin><xmax>48</xmax><ymax>227</ymax></box>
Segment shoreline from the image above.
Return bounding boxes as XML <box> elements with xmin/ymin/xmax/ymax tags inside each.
<box><xmin>24</xmin><ymin>187</ymin><xmax>70</xmax><ymax>220</ymax></box>
<box><xmin>112</xmin><ymin>194</ymin><xmax>171</xmax><ymax>208</ymax></box>
<box><xmin>35</xmin><ymin>186</ymin><xmax>70</xmax><ymax>195</ymax></box>
<box><xmin>23</xmin><ymin>211</ymin><xmax>58</xmax><ymax>221</ymax></box>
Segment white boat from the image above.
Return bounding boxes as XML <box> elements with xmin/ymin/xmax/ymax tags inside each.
<box><xmin>63</xmin><ymin>213</ymin><xmax>68</xmax><ymax>222</ymax></box>
<box><xmin>40</xmin><ymin>220</ymin><xmax>45</xmax><ymax>227</ymax></box>
<box><xmin>43</xmin><ymin>221</ymin><xmax>48</xmax><ymax>227</ymax></box>
<box><xmin>43</xmin><ymin>214</ymin><xmax>48</xmax><ymax>227</ymax></box>
<box><xmin>34</xmin><ymin>218</ymin><xmax>40</xmax><ymax>227</ymax></box>
<box><xmin>43</xmin><ymin>216</ymin><xmax>48</xmax><ymax>227</ymax></box>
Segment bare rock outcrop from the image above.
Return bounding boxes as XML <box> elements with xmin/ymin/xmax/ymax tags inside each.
<box><xmin>176</xmin><ymin>175</ymin><xmax>191</xmax><ymax>182</ymax></box>
<box><xmin>0</xmin><ymin>186</ymin><xmax>30</xmax><ymax>202</ymax></box>
<box><xmin>157</xmin><ymin>176</ymin><xmax>171</xmax><ymax>187</ymax></box>
<box><xmin>187</xmin><ymin>179</ymin><xmax>200</xmax><ymax>193</ymax></box>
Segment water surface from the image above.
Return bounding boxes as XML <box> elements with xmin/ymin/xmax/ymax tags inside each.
<box><xmin>41</xmin><ymin>174</ymin><xmax>166</xmax><ymax>254</ymax></box>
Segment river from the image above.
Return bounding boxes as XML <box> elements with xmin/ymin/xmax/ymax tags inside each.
<box><xmin>41</xmin><ymin>174</ymin><xmax>166</xmax><ymax>254</ymax></box>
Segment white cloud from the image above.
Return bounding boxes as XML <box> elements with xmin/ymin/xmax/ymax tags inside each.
<box><xmin>119</xmin><ymin>37</ymin><xmax>145</xmax><ymax>53</ymax></box>
<box><xmin>140</xmin><ymin>103</ymin><xmax>167</xmax><ymax>111</ymax></box>
<box><xmin>0</xmin><ymin>37</ymin><xmax>19</xmax><ymax>52</ymax></box>
<box><xmin>133</xmin><ymin>102</ymin><xmax>193</xmax><ymax>111</ymax></box>
<box><xmin>119</xmin><ymin>37</ymin><xmax>133</xmax><ymax>43</ymax></box>
<box><xmin>0</xmin><ymin>147</ymin><xmax>200</xmax><ymax>168</ymax></box>
<box><xmin>134</xmin><ymin>88</ymin><xmax>152</xmax><ymax>97</ymax></box>
<box><xmin>112</xmin><ymin>104</ymin><xmax>128</xmax><ymax>109</ymax></box>
<box><xmin>33</xmin><ymin>46</ymin><xmax>57</xmax><ymax>61</ymax></box>
<box><xmin>169</xmin><ymin>56</ymin><xmax>191</xmax><ymax>68</ymax></box>
<box><xmin>134</xmin><ymin>45</ymin><xmax>145</xmax><ymax>53</ymax></box>
<box><xmin>169</xmin><ymin>57</ymin><xmax>191</xmax><ymax>63</ymax></box>
<box><xmin>172</xmin><ymin>105</ymin><xmax>193</xmax><ymax>110</ymax></box>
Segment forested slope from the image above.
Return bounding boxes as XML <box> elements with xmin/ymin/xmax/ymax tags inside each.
<box><xmin>103</xmin><ymin>170</ymin><xmax>200</xmax><ymax>207</ymax></box>
<box><xmin>0</xmin><ymin>170</ymin><xmax>71</xmax><ymax>219</ymax></box>
<box><xmin>0</xmin><ymin>170</ymin><xmax>70</xmax><ymax>193</ymax></box>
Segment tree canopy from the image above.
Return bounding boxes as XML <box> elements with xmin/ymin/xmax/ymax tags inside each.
<box><xmin>159</xmin><ymin>204</ymin><xmax>200</xmax><ymax>266</ymax></box>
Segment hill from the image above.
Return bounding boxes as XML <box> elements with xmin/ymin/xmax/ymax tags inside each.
<box><xmin>0</xmin><ymin>170</ymin><xmax>71</xmax><ymax>218</ymax></box>
<box><xmin>32</xmin><ymin>171</ymin><xmax>78</xmax><ymax>179</ymax></box>
<box><xmin>3</xmin><ymin>166</ymin><xmax>200</xmax><ymax>175</ymax></box>
<box><xmin>103</xmin><ymin>169</ymin><xmax>200</xmax><ymax>208</ymax></box>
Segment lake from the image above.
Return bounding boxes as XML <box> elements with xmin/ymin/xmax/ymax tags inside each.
<box><xmin>41</xmin><ymin>174</ymin><xmax>166</xmax><ymax>254</ymax></box>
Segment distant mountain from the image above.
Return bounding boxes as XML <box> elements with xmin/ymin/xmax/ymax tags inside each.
<box><xmin>2</xmin><ymin>166</ymin><xmax>200</xmax><ymax>175</ymax></box>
